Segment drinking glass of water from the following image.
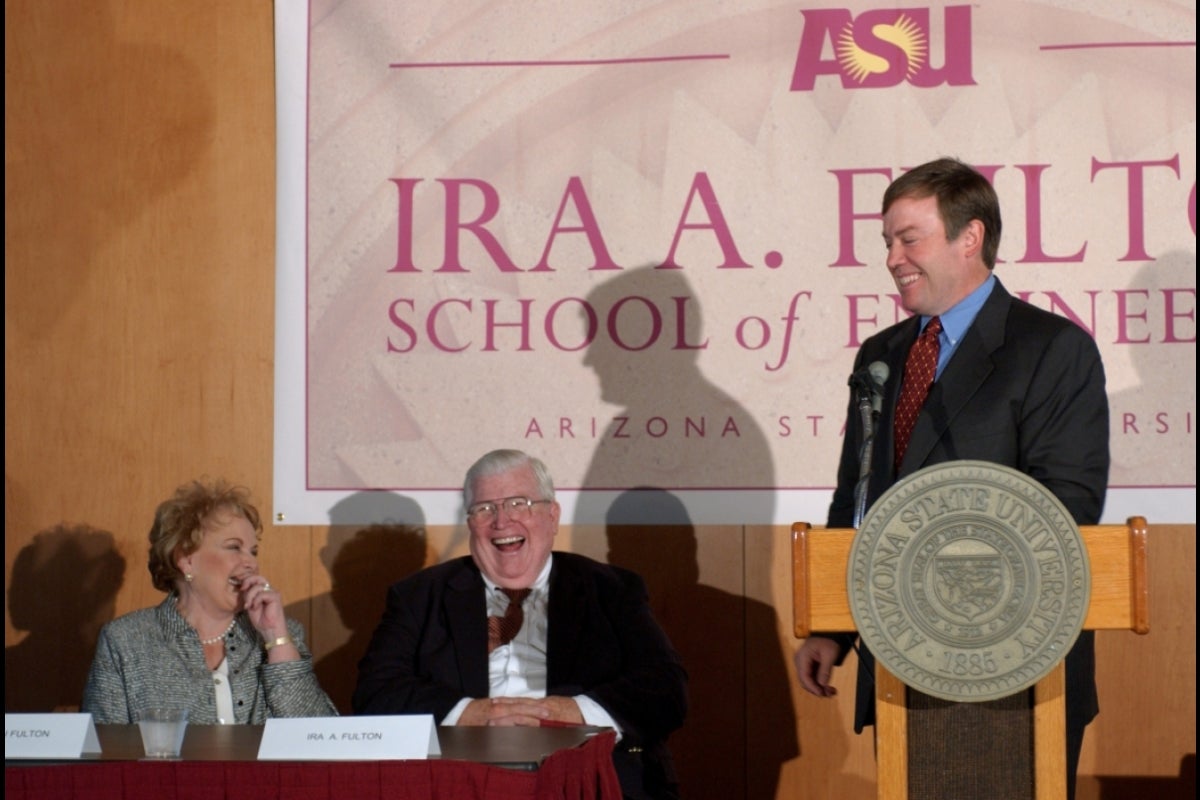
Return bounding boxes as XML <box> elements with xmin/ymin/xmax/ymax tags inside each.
<box><xmin>137</xmin><ymin>707</ymin><xmax>188</xmax><ymax>758</ymax></box>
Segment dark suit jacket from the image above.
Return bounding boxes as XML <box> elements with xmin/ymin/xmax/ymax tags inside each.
<box><xmin>352</xmin><ymin>552</ymin><xmax>688</xmax><ymax>800</ymax></box>
<box><xmin>826</xmin><ymin>279</ymin><xmax>1108</xmax><ymax>738</ymax></box>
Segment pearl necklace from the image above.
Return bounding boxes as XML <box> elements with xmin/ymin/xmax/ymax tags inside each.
<box><xmin>199</xmin><ymin>618</ymin><xmax>238</xmax><ymax>646</ymax></box>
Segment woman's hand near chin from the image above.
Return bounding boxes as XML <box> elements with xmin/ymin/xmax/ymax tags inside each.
<box><xmin>239</xmin><ymin>574</ymin><xmax>287</xmax><ymax>642</ymax></box>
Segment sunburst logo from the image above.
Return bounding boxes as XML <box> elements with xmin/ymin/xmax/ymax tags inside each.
<box><xmin>836</xmin><ymin>14</ymin><xmax>928</xmax><ymax>84</ymax></box>
<box><xmin>791</xmin><ymin>6</ymin><xmax>975</xmax><ymax>91</ymax></box>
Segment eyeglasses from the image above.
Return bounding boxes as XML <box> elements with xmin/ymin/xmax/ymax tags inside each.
<box><xmin>466</xmin><ymin>496</ymin><xmax>552</xmax><ymax>523</ymax></box>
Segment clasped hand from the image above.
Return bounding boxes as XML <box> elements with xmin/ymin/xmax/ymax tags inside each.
<box><xmin>459</xmin><ymin>695</ymin><xmax>583</xmax><ymax>727</ymax></box>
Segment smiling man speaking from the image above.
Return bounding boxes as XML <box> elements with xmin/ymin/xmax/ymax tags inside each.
<box><xmin>353</xmin><ymin>449</ymin><xmax>688</xmax><ymax>800</ymax></box>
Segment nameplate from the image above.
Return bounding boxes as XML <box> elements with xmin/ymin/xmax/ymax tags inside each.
<box><xmin>258</xmin><ymin>715</ymin><xmax>440</xmax><ymax>761</ymax></box>
<box><xmin>4</xmin><ymin>713</ymin><xmax>102</xmax><ymax>760</ymax></box>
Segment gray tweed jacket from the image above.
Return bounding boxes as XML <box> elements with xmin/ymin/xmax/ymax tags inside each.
<box><xmin>82</xmin><ymin>596</ymin><xmax>336</xmax><ymax>723</ymax></box>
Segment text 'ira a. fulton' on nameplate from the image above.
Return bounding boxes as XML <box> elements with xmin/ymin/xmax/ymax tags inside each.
<box><xmin>257</xmin><ymin>715</ymin><xmax>441</xmax><ymax>760</ymax></box>
<box><xmin>5</xmin><ymin>713</ymin><xmax>102</xmax><ymax>759</ymax></box>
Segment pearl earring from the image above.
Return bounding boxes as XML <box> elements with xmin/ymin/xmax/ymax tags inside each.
<box><xmin>185</xmin><ymin>573</ymin><xmax>193</xmax><ymax>583</ymax></box>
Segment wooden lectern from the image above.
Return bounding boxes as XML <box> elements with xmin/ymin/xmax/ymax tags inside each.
<box><xmin>792</xmin><ymin>516</ymin><xmax>1149</xmax><ymax>800</ymax></box>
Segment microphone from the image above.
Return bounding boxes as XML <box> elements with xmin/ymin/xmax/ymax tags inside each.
<box><xmin>849</xmin><ymin>361</ymin><xmax>890</xmax><ymax>414</ymax></box>
<box><xmin>867</xmin><ymin>361</ymin><xmax>889</xmax><ymax>414</ymax></box>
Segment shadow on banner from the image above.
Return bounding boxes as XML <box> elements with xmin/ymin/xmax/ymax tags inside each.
<box><xmin>571</xmin><ymin>266</ymin><xmax>796</xmax><ymax>798</ymax></box>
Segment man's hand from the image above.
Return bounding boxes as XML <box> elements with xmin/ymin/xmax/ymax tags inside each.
<box><xmin>794</xmin><ymin>636</ymin><xmax>841</xmax><ymax>698</ymax></box>
<box><xmin>526</xmin><ymin>695</ymin><xmax>584</xmax><ymax>724</ymax></box>
<box><xmin>457</xmin><ymin>696</ymin><xmax>584</xmax><ymax>727</ymax></box>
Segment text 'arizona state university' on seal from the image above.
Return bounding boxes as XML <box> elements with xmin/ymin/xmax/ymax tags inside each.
<box><xmin>848</xmin><ymin>460</ymin><xmax>1090</xmax><ymax>702</ymax></box>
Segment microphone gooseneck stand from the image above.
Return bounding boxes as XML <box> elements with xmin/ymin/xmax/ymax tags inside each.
<box><xmin>848</xmin><ymin>363</ymin><xmax>889</xmax><ymax>530</ymax></box>
<box><xmin>849</xmin><ymin>362</ymin><xmax>888</xmax><ymax>529</ymax></box>
<box><xmin>851</xmin><ymin>382</ymin><xmax>877</xmax><ymax>530</ymax></box>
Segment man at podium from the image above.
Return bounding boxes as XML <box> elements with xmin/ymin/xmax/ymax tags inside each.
<box><xmin>794</xmin><ymin>157</ymin><xmax>1110</xmax><ymax>799</ymax></box>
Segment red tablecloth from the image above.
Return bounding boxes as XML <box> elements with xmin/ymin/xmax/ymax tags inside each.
<box><xmin>5</xmin><ymin>731</ymin><xmax>621</xmax><ymax>800</ymax></box>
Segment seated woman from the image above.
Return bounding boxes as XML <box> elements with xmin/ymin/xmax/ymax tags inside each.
<box><xmin>82</xmin><ymin>479</ymin><xmax>336</xmax><ymax>723</ymax></box>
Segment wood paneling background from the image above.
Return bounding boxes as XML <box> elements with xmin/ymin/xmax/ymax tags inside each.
<box><xmin>5</xmin><ymin>3</ymin><xmax>1194</xmax><ymax>798</ymax></box>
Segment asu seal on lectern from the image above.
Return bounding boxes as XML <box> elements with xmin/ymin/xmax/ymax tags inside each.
<box><xmin>848</xmin><ymin>460</ymin><xmax>1090</xmax><ymax>702</ymax></box>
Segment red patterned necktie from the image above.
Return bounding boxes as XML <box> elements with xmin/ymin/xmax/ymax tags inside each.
<box><xmin>893</xmin><ymin>316</ymin><xmax>942</xmax><ymax>470</ymax></box>
<box><xmin>487</xmin><ymin>588</ymin><xmax>531</xmax><ymax>653</ymax></box>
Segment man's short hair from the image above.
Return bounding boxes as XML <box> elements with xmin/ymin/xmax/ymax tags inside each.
<box><xmin>463</xmin><ymin>449</ymin><xmax>556</xmax><ymax>507</ymax></box>
<box><xmin>882</xmin><ymin>157</ymin><xmax>1002</xmax><ymax>269</ymax></box>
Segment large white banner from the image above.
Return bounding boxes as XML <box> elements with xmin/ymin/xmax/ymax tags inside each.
<box><xmin>275</xmin><ymin>1</ymin><xmax>1196</xmax><ymax>526</ymax></box>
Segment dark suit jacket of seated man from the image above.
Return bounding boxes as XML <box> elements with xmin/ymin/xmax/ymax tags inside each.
<box><xmin>353</xmin><ymin>449</ymin><xmax>688</xmax><ymax>800</ymax></box>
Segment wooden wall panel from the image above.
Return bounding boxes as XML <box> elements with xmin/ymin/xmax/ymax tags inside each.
<box><xmin>4</xmin><ymin>0</ymin><xmax>294</xmax><ymax>704</ymax></box>
<box><xmin>1076</xmin><ymin>524</ymin><xmax>1197</xmax><ymax>799</ymax></box>
<box><xmin>4</xmin><ymin>3</ymin><xmax>1194</xmax><ymax>799</ymax></box>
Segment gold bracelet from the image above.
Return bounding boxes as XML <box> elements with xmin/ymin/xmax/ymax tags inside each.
<box><xmin>263</xmin><ymin>635</ymin><xmax>293</xmax><ymax>651</ymax></box>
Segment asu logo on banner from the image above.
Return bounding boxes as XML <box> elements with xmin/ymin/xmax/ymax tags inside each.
<box><xmin>791</xmin><ymin>5</ymin><xmax>975</xmax><ymax>90</ymax></box>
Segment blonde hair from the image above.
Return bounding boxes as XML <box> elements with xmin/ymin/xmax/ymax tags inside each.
<box><xmin>146</xmin><ymin>478</ymin><xmax>262</xmax><ymax>592</ymax></box>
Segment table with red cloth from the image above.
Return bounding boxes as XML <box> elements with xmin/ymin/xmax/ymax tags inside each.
<box><xmin>5</xmin><ymin>724</ymin><xmax>622</xmax><ymax>800</ymax></box>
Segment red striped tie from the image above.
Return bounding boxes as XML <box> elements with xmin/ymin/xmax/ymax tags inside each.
<box><xmin>487</xmin><ymin>588</ymin><xmax>531</xmax><ymax>653</ymax></box>
<box><xmin>894</xmin><ymin>316</ymin><xmax>942</xmax><ymax>470</ymax></box>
